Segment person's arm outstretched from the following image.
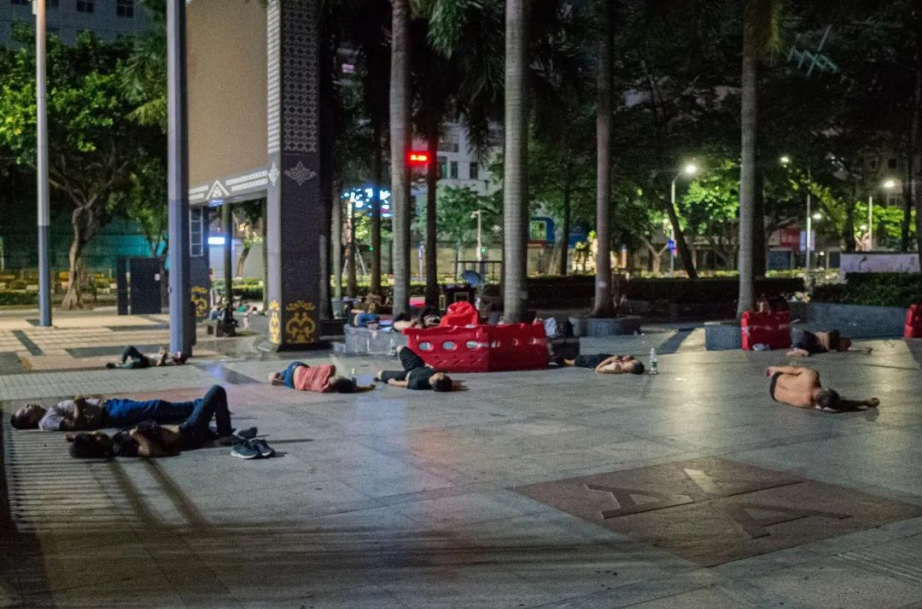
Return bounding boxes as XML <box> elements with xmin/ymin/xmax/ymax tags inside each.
<box><xmin>387</xmin><ymin>379</ymin><xmax>409</xmax><ymax>388</ymax></box>
<box><xmin>594</xmin><ymin>356</ymin><xmax>621</xmax><ymax>373</ymax></box>
<box><xmin>766</xmin><ymin>365</ymin><xmax>804</xmax><ymax>377</ymax></box>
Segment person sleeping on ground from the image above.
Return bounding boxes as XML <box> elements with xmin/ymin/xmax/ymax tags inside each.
<box><xmin>9</xmin><ymin>391</ymin><xmax>207</xmax><ymax>431</ymax></box>
<box><xmin>105</xmin><ymin>345</ymin><xmax>187</xmax><ymax>369</ymax></box>
<box><xmin>67</xmin><ymin>385</ymin><xmax>261</xmax><ymax>458</ymax></box>
<box><xmin>787</xmin><ymin>330</ymin><xmax>871</xmax><ymax>357</ymax></box>
<box><xmin>563</xmin><ymin>354</ymin><xmax>645</xmax><ymax>375</ymax></box>
<box><xmin>766</xmin><ymin>365</ymin><xmax>879</xmax><ymax>412</ymax></box>
<box><xmin>268</xmin><ymin>361</ymin><xmax>372</xmax><ymax>393</ymax></box>
<box><xmin>375</xmin><ymin>346</ymin><xmax>453</xmax><ymax>391</ymax></box>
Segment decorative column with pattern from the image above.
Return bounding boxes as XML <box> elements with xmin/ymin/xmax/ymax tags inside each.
<box><xmin>265</xmin><ymin>0</ymin><xmax>324</xmax><ymax>348</ymax></box>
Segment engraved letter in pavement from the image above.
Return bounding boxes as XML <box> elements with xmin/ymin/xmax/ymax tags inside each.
<box><xmin>586</xmin><ymin>484</ymin><xmax>693</xmax><ymax>519</ymax></box>
<box><xmin>720</xmin><ymin>503</ymin><xmax>852</xmax><ymax>539</ymax></box>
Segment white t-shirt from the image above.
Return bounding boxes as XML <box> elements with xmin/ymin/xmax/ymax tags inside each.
<box><xmin>38</xmin><ymin>399</ymin><xmax>103</xmax><ymax>431</ymax></box>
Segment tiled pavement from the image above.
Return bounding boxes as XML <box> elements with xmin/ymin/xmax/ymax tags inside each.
<box><xmin>1</xmin><ymin>317</ymin><xmax>922</xmax><ymax>607</ymax></box>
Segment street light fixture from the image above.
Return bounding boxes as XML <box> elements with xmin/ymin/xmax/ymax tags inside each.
<box><xmin>812</xmin><ymin>213</ymin><xmax>822</xmax><ymax>220</ymax></box>
<box><xmin>669</xmin><ymin>162</ymin><xmax>699</xmax><ymax>277</ymax></box>
<box><xmin>780</xmin><ymin>155</ymin><xmax>792</xmax><ymax>166</ymax></box>
<box><xmin>867</xmin><ymin>178</ymin><xmax>897</xmax><ymax>251</ymax></box>
<box><xmin>780</xmin><ymin>156</ymin><xmax>817</xmax><ymax>271</ymax></box>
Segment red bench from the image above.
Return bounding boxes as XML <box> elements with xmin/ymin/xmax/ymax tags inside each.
<box><xmin>905</xmin><ymin>304</ymin><xmax>922</xmax><ymax>339</ymax></box>
<box><xmin>741</xmin><ymin>310</ymin><xmax>792</xmax><ymax>351</ymax></box>
<box><xmin>404</xmin><ymin>323</ymin><xmax>549</xmax><ymax>373</ymax></box>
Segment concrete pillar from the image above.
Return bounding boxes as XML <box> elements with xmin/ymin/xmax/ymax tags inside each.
<box><xmin>264</xmin><ymin>0</ymin><xmax>326</xmax><ymax>348</ymax></box>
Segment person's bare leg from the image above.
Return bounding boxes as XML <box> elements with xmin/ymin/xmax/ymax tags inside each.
<box><xmin>563</xmin><ymin>359</ymin><xmax>575</xmax><ymax>366</ymax></box>
<box><xmin>786</xmin><ymin>348</ymin><xmax>810</xmax><ymax>357</ymax></box>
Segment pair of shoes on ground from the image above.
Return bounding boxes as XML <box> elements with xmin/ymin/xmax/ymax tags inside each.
<box><xmin>231</xmin><ymin>437</ymin><xmax>275</xmax><ymax>460</ymax></box>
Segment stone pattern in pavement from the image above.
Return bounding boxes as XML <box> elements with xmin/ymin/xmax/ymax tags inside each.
<box><xmin>0</xmin><ymin>333</ymin><xmax>920</xmax><ymax>608</ymax></box>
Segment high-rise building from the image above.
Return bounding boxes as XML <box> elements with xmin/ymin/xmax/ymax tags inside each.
<box><xmin>1</xmin><ymin>0</ymin><xmax>151</xmax><ymax>47</ymax></box>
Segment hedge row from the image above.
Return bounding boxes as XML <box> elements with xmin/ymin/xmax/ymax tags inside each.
<box><xmin>624</xmin><ymin>277</ymin><xmax>804</xmax><ymax>304</ymax></box>
<box><xmin>812</xmin><ymin>273</ymin><xmax>922</xmax><ymax>308</ymax></box>
<box><xmin>0</xmin><ymin>291</ymin><xmax>38</xmax><ymax>306</ymax></box>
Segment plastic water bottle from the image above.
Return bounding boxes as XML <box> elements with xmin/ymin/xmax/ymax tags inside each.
<box><xmin>649</xmin><ymin>348</ymin><xmax>658</xmax><ymax>375</ymax></box>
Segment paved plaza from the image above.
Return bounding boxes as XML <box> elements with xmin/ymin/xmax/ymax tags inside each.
<box><xmin>1</xmin><ymin>314</ymin><xmax>922</xmax><ymax>608</ymax></box>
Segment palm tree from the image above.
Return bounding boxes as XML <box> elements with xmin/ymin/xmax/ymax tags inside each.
<box><xmin>503</xmin><ymin>0</ymin><xmax>531</xmax><ymax>323</ymax></box>
<box><xmin>737</xmin><ymin>0</ymin><xmax>782</xmax><ymax>316</ymax></box>
<box><xmin>591</xmin><ymin>0</ymin><xmax>616</xmax><ymax>317</ymax></box>
<box><xmin>391</xmin><ymin>0</ymin><xmax>412</xmax><ymax>316</ymax></box>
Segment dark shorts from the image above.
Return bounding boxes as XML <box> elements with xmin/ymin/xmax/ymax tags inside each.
<box><xmin>573</xmin><ymin>354</ymin><xmax>612</xmax><ymax>369</ymax></box>
<box><xmin>793</xmin><ymin>331</ymin><xmax>823</xmax><ymax>354</ymax></box>
<box><xmin>769</xmin><ymin>372</ymin><xmax>782</xmax><ymax>402</ymax></box>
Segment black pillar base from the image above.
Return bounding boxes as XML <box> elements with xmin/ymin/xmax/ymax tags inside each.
<box><xmin>257</xmin><ymin>339</ymin><xmax>331</xmax><ymax>353</ymax></box>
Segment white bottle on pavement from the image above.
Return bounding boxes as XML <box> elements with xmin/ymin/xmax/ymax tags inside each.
<box><xmin>649</xmin><ymin>348</ymin><xmax>658</xmax><ymax>375</ymax></box>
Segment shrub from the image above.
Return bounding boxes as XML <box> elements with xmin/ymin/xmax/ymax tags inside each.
<box><xmin>0</xmin><ymin>291</ymin><xmax>38</xmax><ymax>306</ymax></box>
<box><xmin>8</xmin><ymin>280</ymin><xmax>26</xmax><ymax>290</ymax></box>
<box><xmin>624</xmin><ymin>277</ymin><xmax>805</xmax><ymax>305</ymax></box>
<box><xmin>811</xmin><ymin>273</ymin><xmax>922</xmax><ymax>308</ymax></box>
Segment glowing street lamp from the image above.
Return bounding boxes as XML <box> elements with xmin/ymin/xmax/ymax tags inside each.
<box><xmin>868</xmin><ymin>178</ymin><xmax>897</xmax><ymax>250</ymax></box>
<box><xmin>668</xmin><ymin>162</ymin><xmax>699</xmax><ymax>276</ymax></box>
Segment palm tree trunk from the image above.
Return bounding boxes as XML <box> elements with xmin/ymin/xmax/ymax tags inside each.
<box><xmin>331</xmin><ymin>180</ymin><xmax>343</xmax><ymax>315</ymax></box>
<box><xmin>370</xmin><ymin>120</ymin><xmax>383</xmax><ymax>295</ymax></box>
<box><xmin>347</xmin><ymin>206</ymin><xmax>357</xmax><ymax>297</ymax></box>
<box><xmin>737</xmin><ymin>21</ymin><xmax>758</xmax><ymax>316</ymax></box>
<box><xmin>390</xmin><ymin>0</ymin><xmax>411</xmax><ymax>316</ymax></box>
<box><xmin>502</xmin><ymin>0</ymin><xmax>530</xmax><ymax>323</ymax></box>
<box><xmin>558</xmin><ymin>186</ymin><xmax>571</xmax><ymax>276</ymax></box>
<box><xmin>752</xmin><ymin>170</ymin><xmax>767</xmax><ymax>277</ymax></box>
<box><xmin>591</xmin><ymin>0</ymin><xmax>615</xmax><ymax>317</ymax></box>
<box><xmin>913</xmin><ymin>58</ymin><xmax>922</xmax><ymax>256</ymax></box>
<box><xmin>425</xmin><ymin>117</ymin><xmax>440</xmax><ymax>306</ymax></box>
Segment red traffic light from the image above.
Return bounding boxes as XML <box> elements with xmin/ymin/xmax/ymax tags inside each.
<box><xmin>408</xmin><ymin>152</ymin><xmax>430</xmax><ymax>165</ymax></box>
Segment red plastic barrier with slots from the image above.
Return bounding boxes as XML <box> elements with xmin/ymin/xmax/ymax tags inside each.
<box><xmin>439</xmin><ymin>301</ymin><xmax>481</xmax><ymax>327</ymax></box>
<box><xmin>404</xmin><ymin>323</ymin><xmax>549</xmax><ymax>373</ymax></box>
<box><xmin>905</xmin><ymin>304</ymin><xmax>922</xmax><ymax>339</ymax></box>
<box><xmin>740</xmin><ymin>310</ymin><xmax>792</xmax><ymax>351</ymax></box>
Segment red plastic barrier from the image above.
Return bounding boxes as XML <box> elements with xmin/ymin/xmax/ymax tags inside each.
<box><xmin>741</xmin><ymin>310</ymin><xmax>791</xmax><ymax>351</ymax></box>
<box><xmin>439</xmin><ymin>301</ymin><xmax>481</xmax><ymax>327</ymax></box>
<box><xmin>404</xmin><ymin>323</ymin><xmax>548</xmax><ymax>373</ymax></box>
<box><xmin>905</xmin><ymin>304</ymin><xmax>922</xmax><ymax>339</ymax></box>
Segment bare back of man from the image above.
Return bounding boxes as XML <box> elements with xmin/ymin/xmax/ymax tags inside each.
<box><xmin>766</xmin><ymin>365</ymin><xmax>879</xmax><ymax>412</ymax></box>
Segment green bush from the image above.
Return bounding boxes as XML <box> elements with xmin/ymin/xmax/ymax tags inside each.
<box><xmin>8</xmin><ymin>280</ymin><xmax>26</xmax><ymax>290</ymax></box>
<box><xmin>0</xmin><ymin>291</ymin><xmax>38</xmax><ymax>306</ymax></box>
<box><xmin>624</xmin><ymin>277</ymin><xmax>805</xmax><ymax>304</ymax></box>
<box><xmin>812</xmin><ymin>273</ymin><xmax>922</xmax><ymax>308</ymax></box>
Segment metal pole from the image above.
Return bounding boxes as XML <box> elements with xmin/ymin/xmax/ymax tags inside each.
<box><xmin>167</xmin><ymin>0</ymin><xmax>193</xmax><ymax>355</ymax></box>
<box><xmin>475</xmin><ymin>211</ymin><xmax>483</xmax><ymax>261</ymax></box>
<box><xmin>35</xmin><ymin>0</ymin><xmax>52</xmax><ymax>327</ymax></box>
<box><xmin>806</xmin><ymin>184</ymin><xmax>812</xmax><ymax>271</ymax></box>
<box><xmin>669</xmin><ymin>177</ymin><xmax>677</xmax><ymax>277</ymax></box>
<box><xmin>222</xmin><ymin>203</ymin><xmax>234</xmax><ymax>324</ymax></box>
<box><xmin>868</xmin><ymin>195</ymin><xmax>873</xmax><ymax>251</ymax></box>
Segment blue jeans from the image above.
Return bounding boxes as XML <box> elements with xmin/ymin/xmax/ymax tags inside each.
<box><xmin>102</xmin><ymin>397</ymin><xmax>196</xmax><ymax>427</ymax></box>
<box><xmin>179</xmin><ymin>385</ymin><xmax>232</xmax><ymax>448</ymax></box>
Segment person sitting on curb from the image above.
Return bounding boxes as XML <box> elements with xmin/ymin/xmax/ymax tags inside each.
<box><xmin>787</xmin><ymin>330</ymin><xmax>871</xmax><ymax>357</ymax></box>
<box><xmin>375</xmin><ymin>345</ymin><xmax>453</xmax><ymax>391</ymax></box>
<box><xmin>766</xmin><ymin>365</ymin><xmax>879</xmax><ymax>412</ymax></box>
<box><xmin>563</xmin><ymin>354</ymin><xmax>645</xmax><ymax>375</ymax></box>
<box><xmin>67</xmin><ymin>385</ymin><xmax>268</xmax><ymax>459</ymax></box>
<box><xmin>268</xmin><ymin>361</ymin><xmax>372</xmax><ymax>393</ymax></box>
<box><xmin>105</xmin><ymin>345</ymin><xmax>187</xmax><ymax>370</ymax></box>
<box><xmin>10</xmin><ymin>391</ymin><xmax>206</xmax><ymax>432</ymax></box>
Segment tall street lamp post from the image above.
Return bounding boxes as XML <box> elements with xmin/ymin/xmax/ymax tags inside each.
<box><xmin>167</xmin><ymin>0</ymin><xmax>193</xmax><ymax>356</ymax></box>
<box><xmin>34</xmin><ymin>0</ymin><xmax>51</xmax><ymax>326</ymax></box>
<box><xmin>868</xmin><ymin>179</ymin><xmax>897</xmax><ymax>251</ymax></box>
<box><xmin>669</xmin><ymin>163</ymin><xmax>698</xmax><ymax>276</ymax></box>
<box><xmin>780</xmin><ymin>156</ymin><xmax>814</xmax><ymax>270</ymax></box>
